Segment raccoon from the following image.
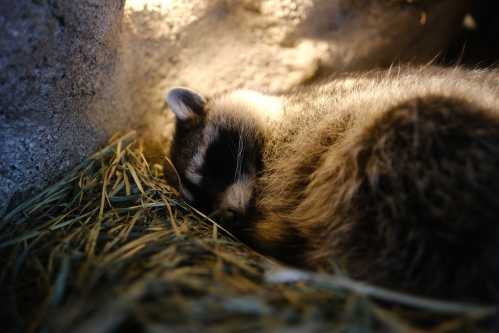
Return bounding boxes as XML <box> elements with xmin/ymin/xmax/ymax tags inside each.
<box><xmin>164</xmin><ymin>66</ymin><xmax>499</xmax><ymax>303</ymax></box>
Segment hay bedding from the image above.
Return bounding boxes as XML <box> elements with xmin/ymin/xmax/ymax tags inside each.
<box><xmin>0</xmin><ymin>132</ymin><xmax>495</xmax><ymax>333</ymax></box>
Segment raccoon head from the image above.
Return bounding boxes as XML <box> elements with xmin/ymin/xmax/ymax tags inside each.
<box><xmin>165</xmin><ymin>87</ymin><xmax>278</xmax><ymax>217</ymax></box>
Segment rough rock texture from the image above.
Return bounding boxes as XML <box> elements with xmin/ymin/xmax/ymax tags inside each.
<box><xmin>0</xmin><ymin>0</ymin><xmax>471</xmax><ymax>213</ymax></box>
<box><xmin>0</xmin><ymin>0</ymin><xmax>127</xmax><ymax>213</ymax></box>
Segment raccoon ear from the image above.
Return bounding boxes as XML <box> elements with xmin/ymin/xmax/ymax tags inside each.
<box><xmin>166</xmin><ymin>87</ymin><xmax>206</xmax><ymax>121</ymax></box>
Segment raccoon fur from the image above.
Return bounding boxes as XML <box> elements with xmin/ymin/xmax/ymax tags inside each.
<box><xmin>164</xmin><ymin>66</ymin><xmax>499</xmax><ymax>303</ymax></box>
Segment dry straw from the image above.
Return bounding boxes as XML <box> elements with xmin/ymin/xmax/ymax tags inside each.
<box><xmin>0</xmin><ymin>131</ymin><xmax>495</xmax><ymax>332</ymax></box>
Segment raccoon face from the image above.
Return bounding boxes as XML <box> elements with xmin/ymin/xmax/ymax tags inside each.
<box><xmin>165</xmin><ymin>88</ymin><xmax>264</xmax><ymax>217</ymax></box>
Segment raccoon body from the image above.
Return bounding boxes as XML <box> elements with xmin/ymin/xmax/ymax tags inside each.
<box><xmin>165</xmin><ymin>67</ymin><xmax>499</xmax><ymax>303</ymax></box>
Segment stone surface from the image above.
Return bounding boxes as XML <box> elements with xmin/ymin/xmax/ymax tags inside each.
<box><xmin>0</xmin><ymin>0</ymin><xmax>127</xmax><ymax>213</ymax></box>
<box><xmin>0</xmin><ymin>0</ymin><xmax>471</xmax><ymax>213</ymax></box>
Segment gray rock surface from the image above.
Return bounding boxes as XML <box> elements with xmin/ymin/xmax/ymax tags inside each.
<box><xmin>0</xmin><ymin>0</ymin><xmax>127</xmax><ymax>213</ymax></box>
<box><xmin>0</xmin><ymin>0</ymin><xmax>470</xmax><ymax>214</ymax></box>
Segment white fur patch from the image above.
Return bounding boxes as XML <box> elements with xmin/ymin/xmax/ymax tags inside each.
<box><xmin>219</xmin><ymin>176</ymin><xmax>254</xmax><ymax>213</ymax></box>
<box><xmin>185</xmin><ymin>168</ymin><xmax>202</xmax><ymax>185</ymax></box>
<box><xmin>184</xmin><ymin>124</ymin><xmax>219</xmax><ymax>186</ymax></box>
<box><xmin>181</xmin><ymin>187</ymin><xmax>194</xmax><ymax>202</ymax></box>
<box><xmin>221</xmin><ymin>90</ymin><xmax>284</xmax><ymax>122</ymax></box>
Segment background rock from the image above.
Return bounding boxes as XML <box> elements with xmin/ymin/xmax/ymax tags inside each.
<box><xmin>0</xmin><ymin>0</ymin><xmax>127</xmax><ymax>214</ymax></box>
<box><xmin>0</xmin><ymin>0</ymin><xmax>477</xmax><ymax>213</ymax></box>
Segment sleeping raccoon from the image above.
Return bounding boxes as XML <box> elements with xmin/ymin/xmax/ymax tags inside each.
<box><xmin>164</xmin><ymin>66</ymin><xmax>499</xmax><ymax>303</ymax></box>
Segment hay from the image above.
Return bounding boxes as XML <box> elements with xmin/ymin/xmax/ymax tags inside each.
<box><xmin>0</xmin><ymin>131</ymin><xmax>495</xmax><ymax>333</ymax></box>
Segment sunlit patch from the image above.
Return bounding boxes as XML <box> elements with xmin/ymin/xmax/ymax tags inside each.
<box><xmin>219</xmin><ymin>90</ymin><xmax>284</xmax><ymax>123</ymax></box>
<box><xmin>125</xmin><ymin>0</ymin><xmax>174</xmax><ymax>14</ymax></box>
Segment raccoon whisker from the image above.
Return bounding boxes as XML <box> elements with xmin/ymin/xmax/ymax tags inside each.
<box><xmin>234</xmin><ymin>131</ymin><xmax>245</xmax><ymax>182</ymax></box>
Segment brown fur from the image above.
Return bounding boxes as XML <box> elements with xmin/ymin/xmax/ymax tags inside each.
<box><xmin>166</xmin><ymin>66</ymin><xmax>499</xmax><ymax>303</ymax></box>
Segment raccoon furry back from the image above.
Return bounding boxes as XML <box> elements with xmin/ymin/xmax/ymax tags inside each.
<box><xmin>165</xmin><ymin>67</ymin><xmax>499</xmax><ymax>303</ymax></box>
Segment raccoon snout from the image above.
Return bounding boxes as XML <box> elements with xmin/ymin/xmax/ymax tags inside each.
<box><xmin>219</xmin><ymin>177</ymin><xmax>254</xmax><ymax>215</ymax></box>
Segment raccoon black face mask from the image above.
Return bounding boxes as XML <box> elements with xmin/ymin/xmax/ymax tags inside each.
<box><xmin>165</xmin><ymin>67</ymin><xmax>499</xmax><ymax>303</ymax></box>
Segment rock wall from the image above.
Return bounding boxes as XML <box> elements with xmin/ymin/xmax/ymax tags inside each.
<box><xmin>0</xmin><ymin>0</ymin><xmax>127</xmax><ymax>214</ymax></box>
<box><xmin>0</xmin><ymin>0</ymin><xmax>471</xmax><ymax>213</ymax></box>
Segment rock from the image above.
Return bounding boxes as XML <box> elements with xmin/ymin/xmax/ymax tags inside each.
<box><xmin>292</xmin><ymin>0</ymin><xmax>471</xmax><ymax>71</ymax></box>
<box><xmin>0</xmin><ymin>0</ymin><xmax>127</xmax><ymax>213</ymax></box>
